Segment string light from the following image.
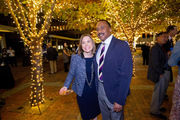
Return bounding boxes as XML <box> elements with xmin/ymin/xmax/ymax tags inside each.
<box><xmin>5</xmin><ymin>0</ymin><xmax>56</xmax><ymax>107</ymax></box>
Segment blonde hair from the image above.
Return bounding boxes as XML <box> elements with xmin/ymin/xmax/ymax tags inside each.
<box><xmin>78</xmin><ymin>34</ymin><xmax>96</xmax><ymax>57</ymax></box>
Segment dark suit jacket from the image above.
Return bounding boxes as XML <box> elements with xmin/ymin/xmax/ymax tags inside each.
<box><xmin>47</xmin><ymin>47</ymin><xmax>58</xmax><ymax>60</ymax></box>
<box><xmin>94</xmin><ymin>36</ymin><xmax>133</xmax><ymax>105</ymax></box>
<box><xmin>147</xmin><ymin>43</ymin><xmax>168</xmax><ymax>83</ymax></box>
<box><xmin>163</xmin><ymin>38</ymin><xmax>173</xmax><ymax>53</ymax></box>
<box><xmin>141</xmin><ymin>44</ymin><xmax>146</xmax><ymax>56</ymax></box>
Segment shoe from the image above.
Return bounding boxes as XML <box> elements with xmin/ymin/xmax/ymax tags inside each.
<box><xmin>159</xmin><ymin>107</ymin><xmax>166</xmax><ymax>112</ymax></box>
<box><xmin>150</xmin><ymin>112</ymin><xmax>167</xmax><ymax>119</ymax></box>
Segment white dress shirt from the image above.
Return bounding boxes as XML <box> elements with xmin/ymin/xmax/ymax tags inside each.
<box><xmin>96</xmin><ymin>34</ymin><xmax>113</xmax><ymax>72</ymax></box>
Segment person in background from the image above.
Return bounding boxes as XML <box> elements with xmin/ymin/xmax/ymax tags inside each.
<box><xmin>163</xmin><ymin>25</ymin><xmax>178</xmax><ymax>56</ymax></box>
<box><xmin>75</xmin><ymin>43</ymin><xmax>79</xmax><ymax>54</ymax></box>
<box><xmin>22</xmin><ymin>45</ymin><xmax>31</xmax><ymax>66</ymax></box>
<box><xmin>145</xmin><ymin>42</ymin><xmax>150</xmax><ymax>65</ymax></box>
<box><xmin>47</xmin><ymin>43</ymin><xmax>58</xmax><ymax>74</ymax></box>
<box><xmin>163</xmin><ymin>25</ymin><xmax>178</xmax><ymax>83</ymax></box>
<box><xmin>63</xmin><ymin>43</ymin><xmax>70</xmax><ymax>72</ymax></box>
<box><xmin>43</xmin><ymin>45</ymin><xmax>47</xmax><ymax>63</ymax></box>
<box><xmin>2</xmin><ymin>48</ymin><xmax>9</xmax><ymax>66</ymax></box>
<box><xmin>7</xmin><ymin>47</ymin><xmax>17</xmax><ymax>67</ymax></box>
<box><xmin>59</xmin><ymin>34</ymin><xmax>100</xmax><ymax>120</ymax></box>
<box><xmin>168</xmin><ymin>39</ymin><xmax>180</xmax><ymax>120</ymax></box>
<box><xmin>95</xmin><ymin>20</ymin><xmax>133</xmax><ymax>120</ymax></box>
<box><xmin>141</xmin><ymin>42</ymin><xmax>150</xmax><ymax>65</ymax></box>
<box><xmin>147</xmin><ymin>32</ymin><xmax>170</xmax><ymax>119</ymax></box>
<box><xmin>141</xmin><ymin>43</ymin><xmax>147</xmax><ymax>65</ymax></box>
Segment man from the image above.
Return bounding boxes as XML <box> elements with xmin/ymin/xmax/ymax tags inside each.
<box><xmin>163</xmin><ymin>25</ymin><xmax>178</xmax><ymax>83</ymax></box>
<box><xmin>163</xmin><ymin>25</ymin><xmax>178</xmax><ymax>55</ymax></box>
<box><xmin>94</xmin><ymin>20</ymin><xmax>133</xmax><ymax>120</ymax></box>
<box><xmin>141</xmin><ymin>42</ymin><xmax>150</xmax><ymax>65</ymax></box>
<box><xmin>47</xmin><ymin>43</ymin><xmax>58</xmax><ymax>74</ymax></box>
<box><xmin>7</xmin><ymin>47</ymin><xmax>17</xmax><ymax>67</ymax></box>
<box><xmin>147</xmin><ymin>32</ymin><xmax>170</xmax><ymax>119</ymax></box>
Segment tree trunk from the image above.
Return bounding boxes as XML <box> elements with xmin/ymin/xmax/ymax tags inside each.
<box><xmin>128</xmin><ymin>39</ymin><xmax>135</xmax><ymax>76</ymax></box>
<box><xmin>30</xmin><ymin>38</ymin><xmax>44</xmax><ymax>106</ymax></box>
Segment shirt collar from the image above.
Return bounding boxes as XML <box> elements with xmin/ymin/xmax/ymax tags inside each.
<box><xmin>102</xmin><ymin>34</ymin><xmax>113</xmax><ymax>45</ymax></box>
<box><xmin>169</xmin><ymin>35</ymin><xmax>172</xmax><ymax>40</ymax></box>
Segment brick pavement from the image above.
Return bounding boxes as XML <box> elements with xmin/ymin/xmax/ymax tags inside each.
<box><xmin>0</xmin><ymin>54</ymin><xmax>178</xmax><ymax>120</ymax></box>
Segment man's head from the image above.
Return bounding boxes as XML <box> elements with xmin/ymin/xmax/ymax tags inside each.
<box><xmin>156</xmin><ymin>32</ymin><xmax>168</xmax><ymax>45</ymax></box>
<box><xmin>166</xmin><ymin>25</ymin><xmax>178</xmax><ymax>37</ymax></box>
<box><xmin>96</xmin><ymin>20</ymin><xmax>112</xmax><ymax>42</ymax></box>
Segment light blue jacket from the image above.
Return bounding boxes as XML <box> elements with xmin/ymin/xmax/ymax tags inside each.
<box><xmin>168</xmin><ymin>41</ymin><xmax>180</xmax><ymax>75</ymax></box>
<box><xmin>63</xmin><ymin>54</ymin><xmax>86</xmax><ymax>97</ymax></box>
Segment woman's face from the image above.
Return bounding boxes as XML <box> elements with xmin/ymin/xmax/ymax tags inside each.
<box><xmin>64</xmin><ymin>43</ymin><xmax>67</xmax><ymax>47</ymax></box>
<box><xmin>82</xmin><ymin>36</ymin><xmax>93</xmax><ymax>53</ymax></box>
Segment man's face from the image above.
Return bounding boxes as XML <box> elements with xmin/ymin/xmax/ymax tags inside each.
<box><xmin>96</xmin><ymin>21</ymin><xmax>112</xmax><ymax>42</ymax></box>
<box><xmin>157</xmin><ymin>34</ymin><xmax>168</xmax><ymax>45</ymax></box>
<box><xmin>170</xmin><ymin>27</ymin><xmax>178</xmax><ymax>37</ymax></box>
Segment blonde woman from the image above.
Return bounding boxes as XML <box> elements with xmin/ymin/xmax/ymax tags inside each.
<box><xmin>59</xmin><ymin>34</ymin><xmax>100</xmax><ymax>120</ymax></box>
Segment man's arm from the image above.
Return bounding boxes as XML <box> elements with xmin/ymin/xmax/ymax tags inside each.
<box><xmin>116</xmin><ymin>42</ymin><xmax>133</xmax><ymax>105</ymax></box>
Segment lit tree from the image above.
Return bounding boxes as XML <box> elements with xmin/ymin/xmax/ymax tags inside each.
<box><xmin>54</xmin><ymin>0</ymin><xmax>105</xmax><ymax>32</ymax></box>
<box><xmin>101</xmin><ymin>0</ymin><xmax>179</xmax><ymax>75</ymax></box>
<box><xmin>144</xmin><ymin>0</ymin><xmax>180</xmax><ymax>32</ymax></box>
<box><xmin>4</xmin><ymin>0</ymin><xmax>56</xmax><ymax>106</ymax></box>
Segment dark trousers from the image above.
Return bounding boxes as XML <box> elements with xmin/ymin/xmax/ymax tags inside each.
<box><xmin>9</xmin><ymin>57</ymin><xmax>17</xmax><ymax>67</ymax></box>
<box><xmin>143</xmin><ymin>55</ymin><xmax>149</xmax><ymax>65</ymax></box>
<box><xmin>64</xmin><ymin>63</ymin><xmax>69</xmax><ymax>72</ymax></box>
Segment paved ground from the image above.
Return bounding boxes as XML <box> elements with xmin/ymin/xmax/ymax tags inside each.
<box><xmin>0</xmin><ymin>53</ymin><xmax>179</xmax><ymax>120</ymax></box>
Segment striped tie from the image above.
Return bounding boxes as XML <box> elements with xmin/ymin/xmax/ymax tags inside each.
<box><xmin>99</xmin><ymin>43</ymin><xmax>105</xmax><ymax>82</ymax></box>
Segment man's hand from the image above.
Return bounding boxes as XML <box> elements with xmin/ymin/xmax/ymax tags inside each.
<box><xmin>113</xmin><ymin>102</ymin><xmax>123</xmax><ymax>112</ymax></box>
<box><xmin>167</xmin><ymin>51</ymin><xmax>172</xmax><ymax>58</ymax></box>
<box><xmin>160</xmin><ymin>74</ymin><xmax>163</xmax><ymax>78</ymax></box>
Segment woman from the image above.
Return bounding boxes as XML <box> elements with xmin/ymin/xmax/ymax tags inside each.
<box><xmin>168</xmin><ymin>40</ymin><xmax>180</xmax><ymax>120</ymax></box>
<box><xmin>62</xmin><ymin>43</ymin><xmax>70</xmax><ymax>72</ymax></box>
<box><xmin>59</xmin><ymin>34</ymin><xmax>100</xmax><ymax>120</ymax></box>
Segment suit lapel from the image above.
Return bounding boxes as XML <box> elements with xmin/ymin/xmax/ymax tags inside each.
<box><xmin>104</xmin><ymin>36</ymin><xmax>115</xmax><ymax>63</ymax></box>
<box><xmin>157</xmin><ymin>43</ymin><xmax>167</xmax><ymax>59</ymax></box>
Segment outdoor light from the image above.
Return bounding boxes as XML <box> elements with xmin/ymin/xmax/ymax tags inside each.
<box><xmin>5</xmin><ymin>0</ymin><xmax>56</xmax><ymax>107</ymax></box>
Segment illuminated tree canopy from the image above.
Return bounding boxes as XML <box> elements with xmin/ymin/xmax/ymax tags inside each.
<box><xmin>53</xmin><ymin>0</ymin><xmax>180</xmax><ymax>43</ymax></box>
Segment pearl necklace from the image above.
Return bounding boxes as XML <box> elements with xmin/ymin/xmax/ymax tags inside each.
<box><xmin>85</xmin><ymin>62</ymin><xmax>94</xmax><ymax>87</ymax></box>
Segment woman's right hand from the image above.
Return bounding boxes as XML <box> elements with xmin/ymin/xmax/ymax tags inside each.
<box><xmin>59</xmin><ymin>86</ymin><xmax>67</xmax><ymax>95</ymax></box>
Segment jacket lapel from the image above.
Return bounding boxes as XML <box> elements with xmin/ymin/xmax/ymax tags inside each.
<box><xmin>104</xmin><ymin>36</ymin><xmax>115</xmax><ymax>63</ymax></box>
